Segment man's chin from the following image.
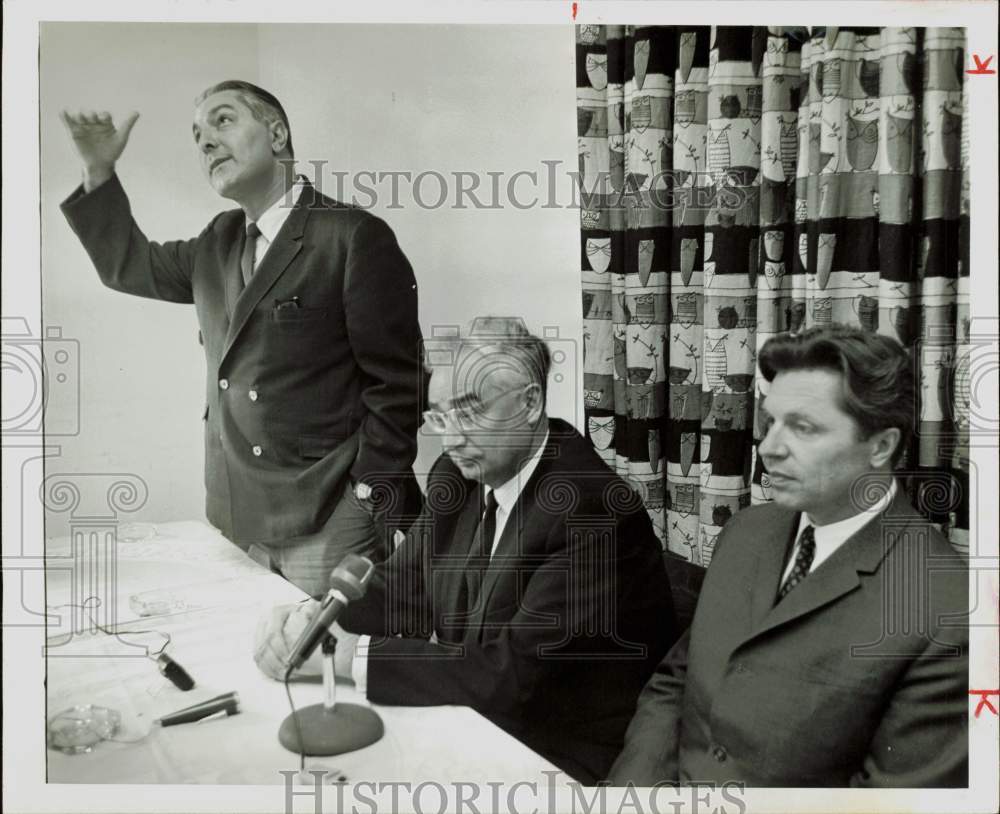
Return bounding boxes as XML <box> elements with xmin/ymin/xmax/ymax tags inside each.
<box><xmin>210</xmin><ymin>178</ymin><xmax>239</xmax><ymax>200</ymax></box>
<box><xmin>207</xmin><ymin>168</ymin><xmax>242</xmax><ymax>198</ymax></box>
<box><xmin>767</xmin><ymin>483</ymin><xmax>802</xmax><ymax>509</ymax></box>
<box><xmin>449</xmin><ymin>456</ymin><xmax>482</xmax><ymax>479</ymax></box>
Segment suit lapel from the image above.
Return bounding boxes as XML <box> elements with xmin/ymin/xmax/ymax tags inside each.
<box><xmin>750</xmin><ymin>486</ymin><xmax>914</xmax><ymax>640</ymax></box>
<box><xmin>220</xmin><ymin>183</ymin><xmax>314</xmax><ymax>366</ymax></box>
<box><xmin>748</xmin><ymin>508</ymin><xmax>799</xmax><ymax>633</ymax></box>
<box><xmin>475</xmin><ymin>498</ymin><xmax>529</xmax><ymax>617</ymax></box>
<box><xmin>474</xmin><ymin>438</ymin><xmax>558</xmax><ymax>620</ymax></box>
<box><xmin>755</xmin><ymin>544</ymin><xmax>862</xmax><ymax>638</ymax></box>
<box><xmin>439</xmin><ymin>487</ymin><xmax>485</xmax><ymax>637</ymax></box>
<box><xmin>224</xmin><ymin>227</ymin><xmax>247</xmax><ymax>319</ymax></box>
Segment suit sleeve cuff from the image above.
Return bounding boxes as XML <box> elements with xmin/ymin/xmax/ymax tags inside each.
<box><xmin>61</xmin><ymin>171</ymin><xmax>122</xmax><ymax>213</ymax></box>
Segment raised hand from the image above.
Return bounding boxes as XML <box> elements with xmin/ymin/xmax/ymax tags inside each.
<box><xmin>59</xmin><ymin>109</ymin><xmax>139</xmax><ymax>191</ymax></box>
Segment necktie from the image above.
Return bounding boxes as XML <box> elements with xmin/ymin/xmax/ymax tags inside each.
<box><xmin>464</xmin><ymin>490</ymin><xmax>499</xmax><ymax>615</ymax></box>
<box><xmin>241</xmin><ymin>222</ymin><xmax>261</xmax><ymax>286</ymax></box>
<box><xmin>776</xmin><ymin>524</ymin><xmax>816</xmax><ymax>602</ymax></box>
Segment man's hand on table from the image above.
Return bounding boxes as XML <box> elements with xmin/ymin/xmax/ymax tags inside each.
<box><xmin>253</xmin><ymin>601</ymin><xmax>357</xmax><ymax>682</ymax></box>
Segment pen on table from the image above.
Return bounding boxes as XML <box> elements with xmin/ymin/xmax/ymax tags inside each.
<box><xmin>155</xmin><ymin>691</ymin><xmax>241</xmax><ymax>727</ymax></box>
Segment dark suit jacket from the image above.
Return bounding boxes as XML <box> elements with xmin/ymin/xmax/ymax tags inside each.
<box><xmin>61</xmin><ymin>175</ymin><xmax>424</xmax><ymax>546</ymax></box>
<box><xmin>609</xmin><ymin>484</ymin><xmax>968</xmax><ymax>788</ymax></box>
<box><xmin>339</xmin><ymin>418</ymin><xmax>678</xmax><ymax>784</ymax></box>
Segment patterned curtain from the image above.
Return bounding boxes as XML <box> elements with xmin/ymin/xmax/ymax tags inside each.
<box><xmin>576</xmin><ymin>25</ymin><xmax>970</xmax><ymax>565</ymax></box>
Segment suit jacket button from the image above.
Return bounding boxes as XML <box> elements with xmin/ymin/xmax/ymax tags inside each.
<box><xmin>713</xmin><ymin>746</ymin><xmax>728</xmax><ymax>762</ymax></box>
<box><xmin>219</xmin><ymin>378</ymin><xmax>229</xmax><ymax>390</ymax></box>
<box><xmin>252</xmin><ymin>445</ymin><xmax>262</xmax><ymax>457</ymax></box>
<box><xmin>248</xmin><ymin>389</ymin><xmax>258</xmax><ymax>402</ymax></box>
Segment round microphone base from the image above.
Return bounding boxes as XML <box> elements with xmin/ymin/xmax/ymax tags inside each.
<box><xmin>278</xmin><ymin>703</ymin><xmax>384</xmax><ymax>756</ymax></box>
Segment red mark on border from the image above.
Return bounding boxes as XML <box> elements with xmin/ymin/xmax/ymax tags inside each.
<box><xmin>572</xmin><ymin>3</ymin><xmax>578</xmax><ymax>21</ymax></box>
<box><xmin>969</xmin><ymin>689</ymin><xmax>999</xmax><ymax>717</ymax></box>
<box><xmin>967</xmin><ymin>54</ymin><xmax>995</xmax><ymax>75</ymax></box>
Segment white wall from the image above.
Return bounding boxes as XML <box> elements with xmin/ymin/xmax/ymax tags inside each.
<box><xmin>40</xmin><ymin>23</ymin><xmax>261</xmax><ymax>537</ymax></box>
<box><xmin>40</xmin><ymin>22</ymin><xmax>581</xmax><ymax>536</ymax></box>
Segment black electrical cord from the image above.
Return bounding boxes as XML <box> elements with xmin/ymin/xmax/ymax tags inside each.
<box><xmin>48</xmin><ymin>597</ymin><xmax>172</xmax><ymax>655</ymax></box>
<box><xmin>283</xmin><ymin>666</ymin><xmax>306</xmax><ymax>773</ymax></box>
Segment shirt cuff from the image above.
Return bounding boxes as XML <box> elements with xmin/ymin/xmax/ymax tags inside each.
<box><xmin>351</xmin><ymin>634</ymin><xmax>371</xmax><ymax>695</ymax></box>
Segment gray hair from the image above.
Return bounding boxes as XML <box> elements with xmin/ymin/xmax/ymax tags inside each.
<box><xmin>427</xmin><ymin>317</ymin><xmax>552</xmax><ymax>407</ymax></box>
<box><xmin>195</xmin><ymin>80</ymin><xmax>294</xmax><ymax>158</ymax></box>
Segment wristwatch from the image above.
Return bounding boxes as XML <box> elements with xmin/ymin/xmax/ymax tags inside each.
<box><xmin>354</xmin><ymin>481</ymin><xmax>373</xmax><ymax>502</ymax></box>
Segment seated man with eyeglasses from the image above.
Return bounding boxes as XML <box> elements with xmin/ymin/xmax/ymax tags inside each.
<box><xmin>254</xmin><ymin>317</ymin><xmax>677</xmax><ymax>783</ymax></box>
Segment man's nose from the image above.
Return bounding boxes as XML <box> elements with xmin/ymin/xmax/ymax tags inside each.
<box><xmin>757</xmin><ymin>422</ymin><xmax>786</xmax><ymax>460</ymax></box>
<box><xmin>440</xmin><ymin>431</ymin><xmax>464</xmax><ymax>451</ymax></box>
<box><xmin>439</xmin><ymin>424</ymin><xmax>468</xmax><ymax>452</ymax></box>
<box><xmin>199</xmin><ymin>130</ymin><xmax>218</xmax><ymax>154</ymax></box>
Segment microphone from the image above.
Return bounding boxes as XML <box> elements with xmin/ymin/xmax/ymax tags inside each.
<box><xmin>284</xmin><ymin>554</ymin><xmax>375</xmax><ymax>673</ymax></box>
<box><xmin>155</xmin><ymin>691</ymin><xmax>240</xmax><ymax>727</ymax></box>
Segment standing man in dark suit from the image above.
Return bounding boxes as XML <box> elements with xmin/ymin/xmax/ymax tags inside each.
<box><xmin>609</xmin><ymin>325</ymin><xmax>968</xmax><ymax>788</ymax></box>
<box><xmin>255</xmin><ymin>318</ymin><xmax>678</xmax><ymax>784</ymax></box>
<box><xmin>60</xmin><ymin>81</ymin><xmax>424</xmax><ymax>596</ymax></box>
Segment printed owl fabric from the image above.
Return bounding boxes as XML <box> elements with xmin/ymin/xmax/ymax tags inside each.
<box><xmin>576</xmin><ymin>26</ymin><xmax>970</xmax><ymax>565</ymax></box>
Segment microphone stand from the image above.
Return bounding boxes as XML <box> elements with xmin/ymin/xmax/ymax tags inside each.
<box><xmin>278</xmin><ymin>633</ymin><xmax>384</xmax><ymax>756</ymax></box>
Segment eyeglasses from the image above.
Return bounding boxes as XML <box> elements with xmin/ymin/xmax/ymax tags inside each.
<box><xmin>422</xmin><ymin>386</ymin><xmax>528</xmax><ymax>434</ymax></box>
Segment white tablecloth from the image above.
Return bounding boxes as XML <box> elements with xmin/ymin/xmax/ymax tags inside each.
<box><xmin>44</xmin><ymin>521</ymin><xmax>564</xmax><ymax>786</ymax></box>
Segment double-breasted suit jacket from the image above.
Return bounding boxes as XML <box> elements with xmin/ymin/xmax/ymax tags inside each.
<box><xmin>62</xmin><ymin>175</ymin><xmax>424</xmax><ymax>546</ymax></box>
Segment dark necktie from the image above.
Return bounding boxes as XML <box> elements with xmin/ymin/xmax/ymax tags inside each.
<box><xmin>464</xmin><ymin>490</ymin><xmax>499</xmax><ymax>614</ymax></box>
<box><xmin>776</xmin><ymin>524</ymin><xmax>816</xmax><ymax>602</ymax></box>
<box><xmin>241</xmin><ymin>222</ymin><xmax>261</xmax><ymax>286</ymax></box>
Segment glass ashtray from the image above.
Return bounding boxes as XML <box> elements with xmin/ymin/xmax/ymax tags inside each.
<box><xmin>47</xmin><ymin>704</ymin><xmax>121</xmax><ymax>754</ymax></box>
<box><xmin>117</xmin><ymin>522</ymin><xmax>158</xmax><ymax>543</ymax></box>
<box><xmin>129</xmin><ymin>589</ymin><xmax>187</xmax><ymax>617</ymax></box>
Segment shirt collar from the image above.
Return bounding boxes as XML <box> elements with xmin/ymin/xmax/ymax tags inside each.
<box><xmin>487</xmin><ymin>428</ymin><xmax>550</xmax><ymax>516</ymax></box>
<box><xmin>798</xmin><ymin>477</ymin><xmax>898</xmax><ymax>546</ymax></box>
<box><xmin>248</xmin><ymin>180</ymin><xmax>305</xmax><ymax>244</ymax></box>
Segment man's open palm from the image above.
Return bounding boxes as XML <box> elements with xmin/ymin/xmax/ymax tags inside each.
<box><xmin>60</xmin><ymin>110</ymin><xmax>139</xmax><ymax>174</ymax></box>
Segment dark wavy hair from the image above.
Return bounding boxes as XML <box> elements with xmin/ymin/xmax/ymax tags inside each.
<box><xmin>195</xmin><ymin>80</ymin><xmax>293</xmax><ymax>158</ymax></box>
<box><xmin>757</xmin><ymin>324</ymin><xmax>914</xmax><ymax>467</ymax></box>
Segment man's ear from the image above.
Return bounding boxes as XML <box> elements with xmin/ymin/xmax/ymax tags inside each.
<box><xmin>869</xmin><ymin>427</ymin><xmax>901</xmax><ymax>468</ymax></box>
<box><xmin>270</xmin><ymin>120</ymin><xmax>289</xmax><ymax>155</ymax></box>
<box><xmin>524</xmin><ymin>383</ymin><xmax>545</xmax><ymax>424</ymax></box>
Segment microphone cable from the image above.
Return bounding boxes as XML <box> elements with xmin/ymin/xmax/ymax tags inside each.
<box><xmin>46</xmin><ymin>597</ymin><xmax>170</xmax><ymax>750</ymax></box>
<box><xmin>48</xmin><ymin>596</ymin><xmax>171</xmax><ymax>658</ymax></box>
<box><xmin>47</xmin><ymin>597</ymin><xmax>195</xmax><ymax>690</ymax></box>
<box><xmin>283</xmin><ymin>666</ymin><xmax>307</xmax><ymax>773</ymax></box>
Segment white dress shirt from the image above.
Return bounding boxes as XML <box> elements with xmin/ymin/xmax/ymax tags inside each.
<box><xmin>781</xmin><ymin>477</ymin><xmax>899</xmax><ymax>585</ymax></box>
<box><xmin>247</xmin><ymin>181</ymin><xmax>305</xmax><ymax>269</ymax></box>
<box><xmin>482</xmin><ymin>428</ymin><xmax>550</xmax><ymax>559</ymax></box>
<box><xmin>352</xmin><ymin>429</ymin><xmax>550</xmax><ymax>692</ymax></box>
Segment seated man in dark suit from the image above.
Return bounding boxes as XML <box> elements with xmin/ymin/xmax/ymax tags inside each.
<box><xmin>255</xmin><ymin>317</ymin><xmax>678</xmax><ymax>784</ymax></box>
<box><xmin>609</xmin><ymin>324</ymin><xmax>968</xmax><ymax>788</ymax></box>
